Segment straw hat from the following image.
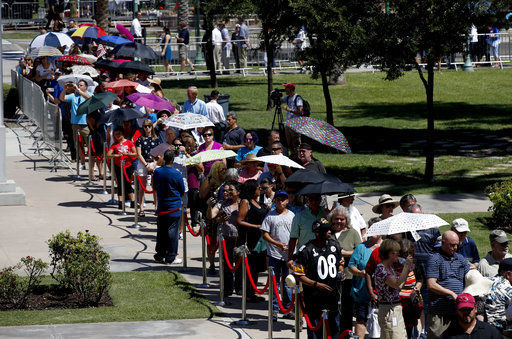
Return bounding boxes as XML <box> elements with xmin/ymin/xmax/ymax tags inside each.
<box><xmin>372</xmin><ymin>194</ymin><xmax>400</xmax><ymax>214</ymax></box>
<box><xmin>462</xmin><ymin>269</ymin><xmax>493</xmax><ymax>297</ymax></box>
<box><xmin>239</xmin><ymin>153</ymin><xmax>260</xmax><ymax>165</ymax></box>
<box><xmin>149</xmin><ymin>77</ymin><xmax>161</xmax><ymax>86</ymax></box>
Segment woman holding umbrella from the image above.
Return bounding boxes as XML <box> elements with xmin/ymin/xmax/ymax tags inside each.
<box><xmin>160</xmin><ymin>27</ymin><xmax>175</xmax><ymax>76</ymax></box>
<box><xmin>373</xmin><ymin>194</ymin><xmax>400</xmax><ymax>220</ymax></box>
<box><xmin>197</xmin><ymin>126</ymin><xmax>224</xmax><ymax>176</ymax></box>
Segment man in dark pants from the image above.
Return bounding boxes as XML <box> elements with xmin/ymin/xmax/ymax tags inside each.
<box><xmin>153</xmin><ymin>150</ymin><xmax>185</xmax><ymax>264</ymax></box>
<box><xmin>45</xmin><ymin>0</ymin><xmax>59</xmax><ymax>30</ymax></box>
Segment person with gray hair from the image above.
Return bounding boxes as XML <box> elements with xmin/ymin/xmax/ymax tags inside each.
<box><xmin>222</xmin><ymin>112</ymin><xmax>246</xmax><ymax>167</ymax></box>
<box><xmin>224</xmin><ymin>168</ymin><xmax>239</xmax><ymax>182</ymax></box>
<box><xmin>400</xmin><ymin>194</ymin><xmax>417</xmax><ymax>212</ymax></box>
<box><xmin>328</xmin><ymin>205</ymin><xmax>362</xmax><ymax>333</ymax></box>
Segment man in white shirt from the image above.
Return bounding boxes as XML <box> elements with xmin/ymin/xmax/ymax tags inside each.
<box><xmin>205</xmin><ymin>90</ymin><xmax>226</xmax><ymax>141</ymax></box>
<box><xmin>212</xmin><ymin>24</ymin><xmax>223</xmax><ymax>73</ymax></box>
<box><xmin>130</xmin><ymin>12</ymin><xmax>143</xmax><ymax>42</ymax></box>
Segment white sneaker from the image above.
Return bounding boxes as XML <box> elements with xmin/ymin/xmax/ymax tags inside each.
<box><xmin>173</xmin><ymin>257</ymin><xmax>183</xmax><ymax>264</ymax></box>
<box><xmin>79</xmin><ymin>164</ymin><xmax>86</xmax><ymax>170</ymax></box>
<box><xmin>179</xmin><ymin>232</ymin><xmax>183</xmax><ymax>240</ymax></box>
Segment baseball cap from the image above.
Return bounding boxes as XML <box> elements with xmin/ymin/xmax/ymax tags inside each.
<box><xmin>312</xmin><ymin>218</ymin><xmax>331</xmax><ymax>233</ymax></box>
<box><xmin>452</xmin><ymin>218</ymin><xmax>470</xmax><ymax>233</ymax></box>
<box><xmin>456</xmin><ymin>293</ymin><xmax>475</xmax><ymax>310</ymax></box>
<box><xmin>282</xmin><ymin>82</ymin><xmax>295</xmax><ymax>90</ymax></box>
<box><xmin>274</xmin><ymin>190</ymin><xmax>288</xmax><ymax>200</ymax></box>
<box><xmin>499</xmin><ymin>258</ymin><xmax>512</xmax><ymax>275</ymax></box>
<box><xmin>490</xmin><ymin>230</ymin><xmax>511</xmax><ymax>244</ymax></box>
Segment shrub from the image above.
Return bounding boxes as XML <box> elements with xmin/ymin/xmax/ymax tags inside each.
<box><xmin>48</xmin><ymin>230</ymin><xmax>111</xmax><ymax>306</ymax></box>
<box><xmin>3</xmin><ymin>84</ymin><xmax>18</xmax><ymax>119</ymax></box>
<box><xmin>0</xmin><ymin>256</ymin><xmax>47</xmax><ymax>309</ymax></box>
<box><xmin>486</xmin><ymin>180</ymin><xmax>512</xmax><ymax>229</ymax></box>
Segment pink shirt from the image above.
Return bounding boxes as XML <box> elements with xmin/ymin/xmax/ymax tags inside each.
<box><xmin>238</xmin><ymin>169</ymin><xmax>262</xmax><ymax>183</ymax></box>
<box><xmin>198</xmin><ymin>141</ymin><xmax>222</xmax><ymax>176</ymax></box>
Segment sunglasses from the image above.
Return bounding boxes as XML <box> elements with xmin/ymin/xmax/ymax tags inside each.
<box><xmin>383</xmin><ymin>203</ymin><xmax>395</xmax><ymax>208</ymax></box>
<box><xmin>245</xmin><ymin>138</ymin><xmax>253</xmax><ymax>141</ymax></box>
<box><xmin>203</xmin><ymin>133</ymin><xmax>213</xmax><ymax>137</ymax></box>
<box><xmin>260</xmin><ymin>186</ymin><xmax>271</xmax><ymax>190</ymax></box>
<box><xmin>143</xmin><ymin>125</ymin><xmax>152</xmax><ymax>128</ymax></box>
<box><xmin>271</xmin><ymin>147</ymin><xmax>281</xmax><ymax>151</ymax></box>
<box><xmin>225</xmin><ymin>188</ymin><xmax>234</xmax><ymax>192</ymax></box>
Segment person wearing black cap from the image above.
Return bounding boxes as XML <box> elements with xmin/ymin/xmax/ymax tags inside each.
<box><xmin>298</xmin><ymin>143</ymin><xmax>326</xmax><ymax>173</ymax></box>
<box><xmin>281</xmin><ymin>82</ymin><xmax>303</xmax><ymax>157</ymax></box>
<box><xmin>293</xmin><ymin>218</ymin><xmax>343</xmax><ymax>338</ymax></box>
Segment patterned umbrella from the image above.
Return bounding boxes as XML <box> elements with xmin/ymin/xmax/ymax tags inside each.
<box><xmin>78</xmin><ymin>54</ymin><xmax>98</xmax><ymax>63</ymax></box>
<box><xmin>28</xmin><ymin>46</ymin><xmax>63</xmax><ymax>58</ymax></box>
<box><xmin>71</xmin><ymin>25</ymin><xmax>107</xmax><ymax>39</ymax></box>
<box><xmin>164</xmin><ymin>113</ymin><xmax>214</xmax><ymax>130</ymax></box>
<box><xmin>284</xmin><ymin>116</ymin><xmax>351</xmax><ymax>153</ymax></box>
<box><xmin>29</xmin><ymin>32</ymin><xmax>74</xmax><ymax>49</ymax></box>
<box><xmin>71</xmin><ymin>65</ymin><xmax>99</xmax><ymax>77</ymax></box>
<box><xmin>116</xmin><ymin>24</ymin><xmax>135</xmax><ymax>42</ymax></box>
<box><xmin>365</xmin><ymin>213</ymin><xmax>449</xmax><ymax>237</ymax></box>
<box><xmin>185</xmin><ymin>150</ymin><xmax>237</xmax><ymax>166</ymax></box>
<box><xmin>253</xmin><ymin>154</ymin><xmax>304</xmax><ymax>169</ymax></box>
<box><xmin>57</xmin><ymin>55</ymin><xmax>91</xmax><ymax>65</ymax></box>
<box><xmin>126</xmin><ymin>93</ymin><xmax>174</xmax><ymax>111</ymax></box>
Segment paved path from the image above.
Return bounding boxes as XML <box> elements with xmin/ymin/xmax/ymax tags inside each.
<box><xmin>0</xmin><ymin>126</ymin><xmax>492</xmax><ymax>338</ymax></box>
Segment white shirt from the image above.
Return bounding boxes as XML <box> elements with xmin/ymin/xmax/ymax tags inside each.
<box><xmin>346</xmin><ymin>205</ymin><xmax>367</xmax><ymax>241</ymax></box>
<box><xmin>296</xmin><ymin>29</ymin><xmax>307</xmax><ymax>50</ymax></box>
<box><xmin>36</xmin><ymin>63</ymin><xmax>56</xmax><ymax>80</ymax></box>
<box><xmin>130</xmin><ymin>18</ymin><xmax>142</xmax><ymax>37</ymax></box>
<box><xmin>470</xmin><ymin>25</ymin><xmax>478</xmax><ymax>43</ymax></box>
<box><xmin>212</xmin><ymin>27</ymin><xmax>222</xmax><ymax>46</ymax></box>
<box><xmin>206</xmin><ymin>100</ymin><xmax>225</xmax><ymax>124</ymax></box>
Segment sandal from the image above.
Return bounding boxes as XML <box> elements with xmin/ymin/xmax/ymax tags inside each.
<box><xmin>138</xmin><ymin>211</ymin><xmax>145</xmax><ymax>217</ymax></box>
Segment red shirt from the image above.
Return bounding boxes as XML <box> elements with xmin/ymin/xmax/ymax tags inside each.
<box><xmin>111</xmin><ymin>139</ymin><xmax>136</xmax><ymax>167</ymax></box>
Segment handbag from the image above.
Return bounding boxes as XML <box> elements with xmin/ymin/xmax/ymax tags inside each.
<box><xmin>366</xmin><ymin>303</ymin><xmax>381</xmax><ymax>338</ymax></box>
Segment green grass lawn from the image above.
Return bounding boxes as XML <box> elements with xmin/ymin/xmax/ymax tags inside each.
<box><xmin>0</xmin><ymin>270</ymin><xmax>220</xmax><ymax>326</ymax></box>
<box><xmin>2</xmin><ymin>32</ymin><xmax>39</xmax><ymax>40</ymax></box>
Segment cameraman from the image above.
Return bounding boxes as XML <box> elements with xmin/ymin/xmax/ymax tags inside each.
<box><xmin>281</xmin><ymin>82</ymin><xmax>303</xmax><ymax>158</ymax></box>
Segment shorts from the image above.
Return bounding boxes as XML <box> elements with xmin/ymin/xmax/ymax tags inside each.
<box><xmin>491</xmin><ymin>42</ymin><xmax>500</xmax><ymax>59</ymax></box>
<box><xmin>72</xmin><ymin>124</ymin><xmax>90</xmax><ymax>147</ymax></box>
<box><xmin>354</xmin><ymin>301</ymin><xmax>370</xmax><ymax>323</ymax></box>
<box><xmin>179</xmin><ymin>45</ymin><xmax>188</xmax><ymax>62</ymax></box>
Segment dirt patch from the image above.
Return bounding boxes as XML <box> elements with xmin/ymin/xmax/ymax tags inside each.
<box><xmin>0</xmin><ymin>285</ymin><xmax>113</xmax><ymax>311</ymax></box>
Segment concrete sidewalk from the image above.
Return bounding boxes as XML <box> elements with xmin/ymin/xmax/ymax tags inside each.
<box><xmin>0</xmin><ymin>126</ymin><xmax>492</xmax><ymax>338</ymax></box>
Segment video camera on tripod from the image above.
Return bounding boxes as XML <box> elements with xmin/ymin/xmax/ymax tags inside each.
<box><xmin>270</xmin><ymin>88</ymin><xmax>285</xmax><ymax>105</ymax></box>
<box><xmin>270</xmin><ymin>88</ymin><xmax>285</xmax><ymax>133</ymax></box>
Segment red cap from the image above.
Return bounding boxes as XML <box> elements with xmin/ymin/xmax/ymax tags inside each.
<box><xmin>456</xmin><ymin>293</ymin><xmax>475</xmax><ymax>310</ymax></box>
<box><xmin>282</xmin><ymin>83</ymin><xmax>295</xmax><ymax>90</ymax></box>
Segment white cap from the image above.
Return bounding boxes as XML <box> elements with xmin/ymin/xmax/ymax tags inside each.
<box><xmin>452</xmin><ymin>218</ymin><xmax>470</xmax><ymax>233</ymax></box>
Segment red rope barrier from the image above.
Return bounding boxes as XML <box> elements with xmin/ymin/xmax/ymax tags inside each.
<box><xmin>186</xmin><ymin>223</ymin><xmax>201</xmax><ymax>237</ymax></box>
<box><xmin>88</xmin><ymin>138</ymin><xmax>102</xmax><ymax>161</ymax></box>
<box><xmin>221</xmin><ymin>240</ymin><xmax>243</xmax><ymax>271</ymax></box>
<box><xmin>122</xmin><ymin>164</ymin><xmax>134</xmax><ymax>183</ymax></box>
<box><xmin>244</xmin><ymin>255</ymin><xmax>269</xmax><ymax>295</ymax></box>
<box><xmin>136</xmin><ymin>174</ymin><xmax>155</xmax><ymax>193</ymax></box>
<box><xmin>271</xmin><ymin>274</ymin><xmax>295</xmax><ymax>314</ymax></box>
<box><xmin>298</xmin><ymin>293</ymin><xmax>324</xmax><ymax>332</ymax></box>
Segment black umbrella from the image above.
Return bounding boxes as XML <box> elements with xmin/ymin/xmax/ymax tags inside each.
<box><xmin>109</xmin><ymin>42</ymin><xmax>160</xmax><ymax>60</ymax></box>
<box><xmin>94</xmin><ymin>59</ymin><xmax>120</xmax><ymax>72</ymax></box>
<box><xmin>297</xmin><ymin>180</ymin><xmax>355</xmax><ymax>196</ymax></box>
<box><xmin>118</xmin><ymin>60</ymin><xmax>155</xmax><ymax>75</ymax></box>
<box><xmin>104</xmin><ymin>108</ymin><xmax>145</xmax><ymax>124</ymax></box>
<box><xmin>285</xmin><ymin>169</ymin><xmax>342</xmax><ymax>185</ymax></box>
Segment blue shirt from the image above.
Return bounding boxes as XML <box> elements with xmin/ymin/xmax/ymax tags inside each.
<box><xmin>457</xmin><ymin>237</ymin><xmax>480</xmax><ymax>263</ymax></box>
<box><xmin>66</xmin><ymin>91</ymin><xmax>93</xmax><ymax>125</ymax></box>
<box><xmin>236</xmin><ymin>145</ymin><xmax>262</xmax><ymax>161</ymax></box>
<box><xmin>414</xmin><ymin>227</ymin><xmax>441</xmax><ymax>275</ymax></box>
<box><xmin>179</xmin><ymin>28</ymin><xmax>190</xmax><ymax>45</ymax></box>
<box><xmin>239</xmin><ymin>23</ymin><xmax>249</xmax><ymax>48</ymax></box>
<box><xmin>182</xmin><ymin>98</ymin><xmax>207</xmax><ymax>117</ymax></box>
<box><xmin>153</xmin><ymin>165</ymin><xmax>185</xmax><ymax>216</ymax></box>
<box><xmin>348</xmin><ymin>241</ymin><xmax>374</xmax><ymax>303</ymax></box>
<box><xmin>426</xmin><ymin>251</ymin><xmax>470</xmax><ymax>315</ymax></box>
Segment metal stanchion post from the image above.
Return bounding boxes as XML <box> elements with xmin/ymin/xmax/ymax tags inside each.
<box><xmin>322</xmin><ymin>309</ymin><xmax>328</xmax><ymax>339</ymax></box>
<box><xmin>215</xmin><ymin>232</ymin><xmax>225</xmax><ymax>307</ymax></box>
<box><xmin>84</xmin><ymin>136</ymin><xmax>94</xmax><ymax>186</ymax></box>
<box><xmin>129</xmin><ymin>174</ymin><xmax>140</xmax><ymax>228</ymax></box>
<box><xmin>119</xmin><ymin>160</ymin><xmax>127</xmax><ymax>216</ymax></box>
<box><xmin>268</xmin><ymin>266</ymin><xmax>274</xmax><ymax>339</ymax></box>
<box><xmin>73</xmin><ymin>131</ymin><xmax>80</xmax><ymax>179</ymax></box>
<box><xmin>182</xmin><ymin>211</ymin><xmax>187</xmax><ymax>269</ymax></box>
<box><xmin>295</xmin><ymin>287</ymin><xmax>300</xmax><ymax>339</ymax></box>
<box><xmin>108</xmin><ymin>157</ymin><xmax>117</xmax><ymax>204</ymax></box>
<box><xmin>198</xmin><ymin>221</ymin><xmax>209</xmax><ymax>288</ymax></box>
<box><xmin>99</xmin><ymin>142</ymin><xmax>108</xmax><ymax>194</ymax></box>
<box><xmin>233</xmin><ymin>249</ymin><xmax>250</xmax><ymax>326</ymax></box>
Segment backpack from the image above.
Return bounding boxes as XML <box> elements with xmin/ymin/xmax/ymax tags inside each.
<box><xmin>294</xmin><ymin>95</ymin><xmax>311</xmax><ymax>117</ymax></box>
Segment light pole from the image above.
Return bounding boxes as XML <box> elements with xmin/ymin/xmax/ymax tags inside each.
<box><xmin>462</xmin><ymin>33</ymin><xmax>474</xmax><ymax>72</ymax></box>
<box><xmin>194</xmin><ymin>0</ymin><xmax>204</xmax><ymax>64</ymax></box>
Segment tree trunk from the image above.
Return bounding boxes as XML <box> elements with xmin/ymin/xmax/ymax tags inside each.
<box><xmin>178</xmin><ymin>0</ymin><xmax>189</xmax><ymax>26</ymax></box>
<box><xmin>263</xmin><ymin>28</ymin><xmax>273</xmax><ymax>111</ymax></box>
<box><xmin>424</xmin><ymin>62</ymin><xmax>435</xmax><ymax>182</ymax></box>
<box><xmin>321</xmin><ymin>70</ymin><xmax>333</xmax><ymax>125</ymax></box>
<box><xmin>94</xmin><ymin>0</ymin><xmax>108</xmax><ymax>31</ymax></box>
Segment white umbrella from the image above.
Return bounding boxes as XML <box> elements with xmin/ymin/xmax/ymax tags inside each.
<box><xmin>28</xmin><ymin>46</ymin><xmax>63</xmax><ymax>58</ymax></box>
<box><xmin>29</xmin><ymin>32</ymin><xmax>74</xmax><ymax>49</ymax></box>
<box><xmin>185</xmin><ymin>150</ymin><xmax>237</xmax><ymax>166</ymax></box>
<box><xmin>164</xmin><ymin>113</ymin><xmax>214</xmax><ymax>130</ymax></box>
<box><xmin>253</xmin><ymin>154</ymin><xmax>304</xmax><ymax>169</ymax></box>
<box><xmin>71</xmin><ymin>65</ymin><xmax>99</xmax><ymax>77</ymax></box>
<box><xmin>78</xmin><ymin>53</ymin><xmax>98</xmax><ymax>64</ymax></box>
<box><xmin>57</xmin><ymin>74</ymin><xmax>94</xmax><ymax>87</ymax></box>
<box><xmin>365</xmin><ymin>212</ymin><xmax>449</xmax><ymax>237</ymax></box>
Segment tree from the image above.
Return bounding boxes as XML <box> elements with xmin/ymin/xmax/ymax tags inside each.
<box><xmin>94</xmin><ymin>0</ymin><xmax>108</xmax><ymax>31</ymax></box>
<box><xmin>371</xmin><ymin>0</ymin><xmax>508</xmax><ymax>182</ymax></box>
<box><xmin>177</xmin><ymin>0</ymin><xmax>189</xmax><ymax>26</ymax></box>
<box><xmin>291</xmin><ymin>0</ymin><xmax>379</xmax><ymax>125</ymax></box>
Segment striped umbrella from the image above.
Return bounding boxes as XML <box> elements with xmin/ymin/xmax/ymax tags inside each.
<box><xmin>185</xmin><ymin>150</ymin><xmax>237</xmax><ymax>166</ymax></box>
<box><xmin>71</xmin><ymin>25</ymin><xmax>107</xmax><ymax>39</ymax></box>
<box><xmin>28</xmin><ymin>46</ymin><xmax>63</xmax><ymax>58</ymax></box>
<box><xmin>164</xmin><ymin>113</ymin><xmax>215</xmax><ymax>130</ymax></box>
<box><xmin>29</xmin><ymin>32</ymin><xmax>74</xmax><ymax>49</ymax></box>
<box><xmin>284</xmin><ymin>116</ymin><xmax>351</xmax><ymax>153</ymax></box>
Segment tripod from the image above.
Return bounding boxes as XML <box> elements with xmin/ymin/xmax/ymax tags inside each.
<box><xmin>271</xmin><ymin>101</ymin><xmax>285</xmax><ymax>137</ymax></box>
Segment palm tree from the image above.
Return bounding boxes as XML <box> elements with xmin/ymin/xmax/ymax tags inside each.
<box><xmin>178</xmin><ymin>0</ymin><xmax>189</xmax><ymax>25</ymax></box>
<box><xmin>95</xmin><ymin>0</ymin><xmax>108</xmax><ymax>31</ymax></box>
